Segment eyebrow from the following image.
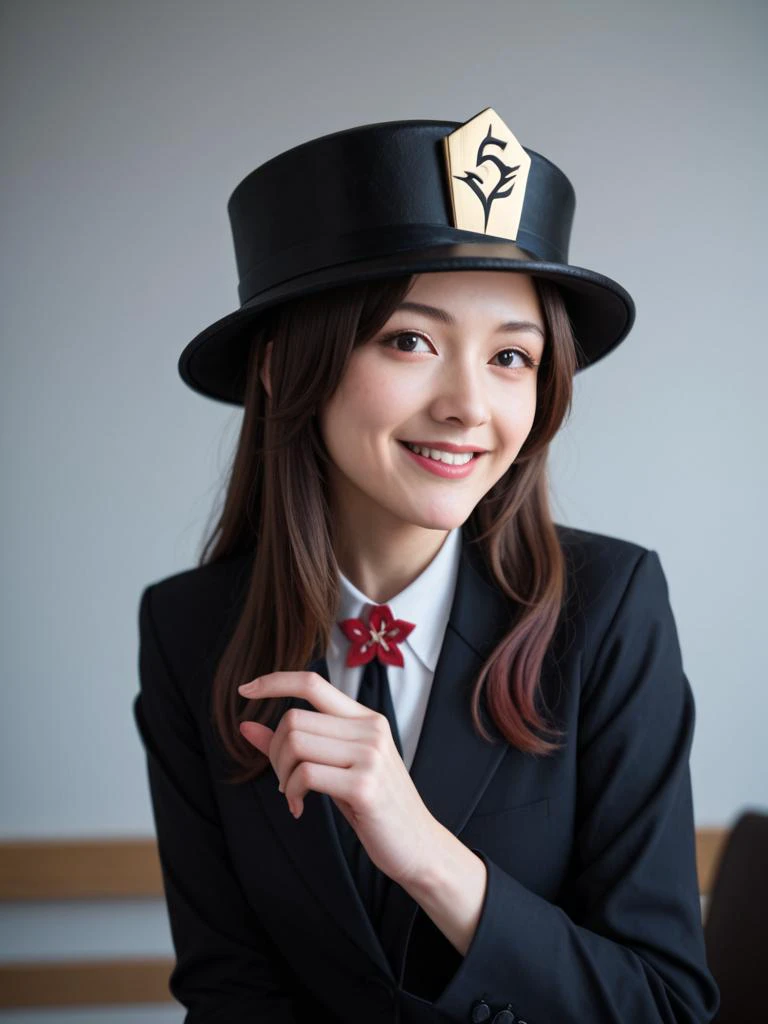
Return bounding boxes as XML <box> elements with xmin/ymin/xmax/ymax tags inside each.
<box><xmin>393</xmin><ymin>301</ymin><xmax>546</xmax><ymax>340</ymax></box>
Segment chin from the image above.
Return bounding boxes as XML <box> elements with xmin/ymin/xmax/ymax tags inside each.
<box><xmin>395</xmin><ymin>506</ymin><xmax>472</xmax><ymax>533</ymax></box>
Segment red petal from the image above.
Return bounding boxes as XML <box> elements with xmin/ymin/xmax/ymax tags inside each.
<box><xmin>338</xmin><ymin>618</ymin><xmax>368</xmax><ymax>643</ymax></box>
<box><xmin>368</xmin><ymin>604</ymin><xmax>394</xmax><ymax>632</ymax></box>
<box><xmin>385</xmin><ymin>620</ymin><xmax>416</xmax><ymax>643</ymax></box>
<box><xmin>346</xmin><ymin>643</ymin><xmax>376</xmax><ymax>667</ymax></box>
<box><xmin>377</xmin><ymin>643</ymin><xmax>405</xmax><ymax>668</ymax></box>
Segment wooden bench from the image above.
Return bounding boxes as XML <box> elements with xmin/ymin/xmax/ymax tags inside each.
<box><xmin>0</xmin><ymin>831</ymin><xmax>728</xmax><ymax>1008</ymax></box>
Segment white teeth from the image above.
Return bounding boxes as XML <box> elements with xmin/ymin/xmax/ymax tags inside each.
<box><xmin>403</xmin><ymin>442</ymin><xmax>474</xmax><ymax>465</ymax></box>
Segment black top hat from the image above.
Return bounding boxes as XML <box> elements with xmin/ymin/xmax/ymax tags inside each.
<box><xmin>178</xmin><ymin>108</ymin><xmax>635</xmax><ymax>404</ymax></box>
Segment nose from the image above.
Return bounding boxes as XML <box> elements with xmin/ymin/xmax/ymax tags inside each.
<box><xmin>427</xmin><ymin>362</ymin><xmax>491</xmax><ymax>427</ymax></box>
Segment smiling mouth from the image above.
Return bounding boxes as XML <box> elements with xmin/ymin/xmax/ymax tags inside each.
<box><xmin>398</xmin><ymin>440</ymin><xmax>480</xmax><ymax>465</ymax></box>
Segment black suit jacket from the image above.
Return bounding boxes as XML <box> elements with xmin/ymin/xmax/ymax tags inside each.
<box><xmin>133</xmin><ymin>524</ymin><xmax>720</xmax><ymax>1023</ymax></box>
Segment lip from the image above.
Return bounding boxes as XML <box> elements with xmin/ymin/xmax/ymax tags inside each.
<box><xmin>398</xmin><ymin>440</ymin><xmax>481</xmax><ymax>479</ymax></box>
<box><xmin>399</xmin><ymin>439</ymin><xmax>489</xmax><ymax>453</ymax></box>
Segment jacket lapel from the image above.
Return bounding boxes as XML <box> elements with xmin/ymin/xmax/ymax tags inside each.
<box><xmin>252</xmin><ymin>529</ymin><xmax>515</xmax><ymax>979</ymax></box>
<box><xmin>253</xmin><ymin>665</ymin><xmax>394</xmax><ymax>976</ymax></box>
<box><xmin>377</xmin><ymin>533</ymin><xmax>514</xmax><ymax>970</ymax></box>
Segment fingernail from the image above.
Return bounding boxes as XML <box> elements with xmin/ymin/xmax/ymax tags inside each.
<box><xmin>238</xmin><ymin>678</ymin><xmax>260</xmax><ymax>695</ymax></box>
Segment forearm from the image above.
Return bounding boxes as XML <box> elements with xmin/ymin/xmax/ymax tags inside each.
<box><xmin>400</xmin><ymin>819</ymin><xmax>488</xmax><ymax>956</ymax></box>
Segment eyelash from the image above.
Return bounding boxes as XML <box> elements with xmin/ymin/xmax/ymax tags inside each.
<box><xmin>379</xmin><ymin>330</ymin><xmax>539</xmax><ymax>370</ymax></box>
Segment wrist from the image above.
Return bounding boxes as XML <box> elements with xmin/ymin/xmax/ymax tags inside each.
<box><xmin>400</xmin><ymin>818</ymin><xmax>461</xmax><ymax>899</ymax></box>
<box><xmin>399</xmin><ymin>819</ymin><xmax>488</xmax><ymax>958</ymax></box>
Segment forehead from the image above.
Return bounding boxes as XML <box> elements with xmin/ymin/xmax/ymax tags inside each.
<box><xmin>400</xmin><ymin>270</ymin><xmax>542</xmax><ymax>320</ymax></box>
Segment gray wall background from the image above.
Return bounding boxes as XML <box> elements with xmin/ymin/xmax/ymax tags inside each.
<box><xmin>1</xmin><ymin>0</ymin><xmax>765</xmax><ymax>1016</ymax></box>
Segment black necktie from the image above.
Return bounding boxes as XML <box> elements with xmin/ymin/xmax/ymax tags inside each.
<box><xmin>331</xmin><ymin>657</ymin><xmax>401</xmax><ymax>931</ymax></box>
<box><xmin>332</xmin><ymin>603</ymin><xmax>414</xmax><ymax>930</ymax></box>
<box><xmin>358</xmin><ymin>655</ymin><xmax>404</xmax><ymax>758</ymax></box>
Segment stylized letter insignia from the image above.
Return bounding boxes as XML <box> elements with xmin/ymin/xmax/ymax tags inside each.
<box><xmin>444</xmin><ymin>107</ymin><xmax>531</xmax><ymax>241</ymax></box>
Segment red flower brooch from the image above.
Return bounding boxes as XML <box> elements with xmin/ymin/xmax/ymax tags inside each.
<box><xmin>337</xmin><ymin>604</ymin><xmax>416</xmax><ymax>667</ymax></box>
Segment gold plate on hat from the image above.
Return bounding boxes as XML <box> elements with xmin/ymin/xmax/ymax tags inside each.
<box><xmin>444</xmin><ymin>108</ymin><xmax>531</xmax><ymax>241</ymax></box>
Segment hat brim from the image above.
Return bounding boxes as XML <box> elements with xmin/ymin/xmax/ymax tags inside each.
<box><xmin>178</xmin><ymin>242</ymin><xmax>634</xmax><ymax>405</ymax></box>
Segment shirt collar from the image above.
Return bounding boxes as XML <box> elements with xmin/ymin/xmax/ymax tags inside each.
<box><xmin>331</xmin><ymin>527</ymin><xmax>463</xmax><ymax>672</ymax></box>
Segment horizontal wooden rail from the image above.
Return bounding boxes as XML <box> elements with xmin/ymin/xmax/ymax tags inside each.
<box><xmin>0</xmin><ymin>830</ymin><xmax>728</xmax><ymax>902</ymax></box>
<box><xmin>0</xmin><ymin>838</ymin><xmax>163</xmax><ymax>901</ymax></box>
<box><xmin>0</xmin><ymin>830</ymin><xmax>728</xmax><ymax>1007</ymax></box>
<box><xmin>0</xmin><ymin>959</ymin><xmax>174</xmax><ymax>1008</ymax></box>
<box><xmin>696</xmin><ymin>827</ymin><xmax>727</xmax><ymax>895</ymax></box>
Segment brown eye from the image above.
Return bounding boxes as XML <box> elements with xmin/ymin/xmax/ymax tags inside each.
<box><xmin>384</xmin><ymin>331</ymin><xmax>430</xmax><ymax>353</ymax></box>
<box><xmin>495</xmin><ymin>348</ymin><xmax>534</xmax><ymax>369</ymax></box>
<box><xmin>381</xmin><ymin>331</ymin><xmax>536</xmax><ymax>370</ymax></box>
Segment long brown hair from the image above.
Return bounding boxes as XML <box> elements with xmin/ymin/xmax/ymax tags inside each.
<box><xmin>198</xmin><ymin>273</ymin><xmax>579</xmax><ymax>784</ymax></box>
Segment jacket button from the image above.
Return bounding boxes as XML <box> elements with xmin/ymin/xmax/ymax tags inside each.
<box><xmin>471</xmin><ymin>1000</ymin><xmax>492</xmax><ymax>1022</ymax></box>
<box><xmin>491</xmin><ymin>1011</ymin><xmax>516</xmax><ymax>1023</ymax></box>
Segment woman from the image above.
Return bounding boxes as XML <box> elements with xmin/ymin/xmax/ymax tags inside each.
<box><xmin>133</xmin><ymin>109</ymin><xmax>720</xmax><ymax>1022</ymax></box>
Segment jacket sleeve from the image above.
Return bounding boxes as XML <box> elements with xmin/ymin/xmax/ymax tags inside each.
<box><xmin>134</xmin><ymin>583</ymin><xmax>300</xmax><ymax>1022</ymax></box>
<box><xmin>403</xmin><ymin>549</ymin><xmax>720</xmax><ymax>1024</ymax></box>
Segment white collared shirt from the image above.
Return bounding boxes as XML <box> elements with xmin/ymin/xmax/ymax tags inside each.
<box><xmin>325</xmin><ymin>527</ymin><xmax>462</xmax><ymax>771</ymax></box>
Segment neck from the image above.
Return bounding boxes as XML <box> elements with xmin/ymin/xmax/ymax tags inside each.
<box><xmin>333</xmin><ymin>518</ymin><xmax>452</xmax><ymax>604</ymax></box>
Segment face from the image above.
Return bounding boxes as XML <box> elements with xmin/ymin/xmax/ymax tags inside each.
<box><xmin>317</xmin><ymin>270</ymin><xmax>545</xmax><ymax>541</ymax></box>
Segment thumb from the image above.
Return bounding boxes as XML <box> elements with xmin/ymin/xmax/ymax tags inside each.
<box><xmin>239</xmin><ymin>720</ymin><xmax>274</xmax><ymax>754</ymax></box>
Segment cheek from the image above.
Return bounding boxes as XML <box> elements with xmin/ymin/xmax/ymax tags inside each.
<box><xmin>523</xmin><ymin>391</ymin><xmax>539</xmax><ymax>434</ymax></box>
<box><xmin>324</xmin><ymin>361</ymin><xmax>407</xmax><ymax>436</ymax></box>
<box><xmin>497</xmin><ymin>385</ymin><xmax>538</xmax><ymax>445</ymax></box>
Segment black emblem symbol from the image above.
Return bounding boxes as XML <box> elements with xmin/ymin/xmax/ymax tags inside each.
<box><xmin>454</xmin><ymin>123</ymin><xmax>520</xmax><ymax>232</ymax></box>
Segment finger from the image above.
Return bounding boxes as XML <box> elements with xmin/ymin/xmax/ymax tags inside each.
<box><xmin>274</xmin><ymin>706</ymin><xmax>381</xmax><ymax>740</ymax></box>
<box><xmin>269</xmin><ymin>708</ymin><xmax>384</xmax><ymax>791</ymax></box>
<box><xmin>239</xmin><ymin>720</ymin><xmax>274</xmax><ymax>755</ymax></box>
<box><xmin>283</xmin><ymin>762</ymin><xmax>365</xmax><ymax>820</ymax></box>
<box><xmin>273</xmin><ymin>729</ymin><xmax>368</xmax><ymax>800</ymax></box>
<box><xmin>238</xmin><ymin>670</ymin><xmax>372</xmax><ymax>718</ymax></box>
